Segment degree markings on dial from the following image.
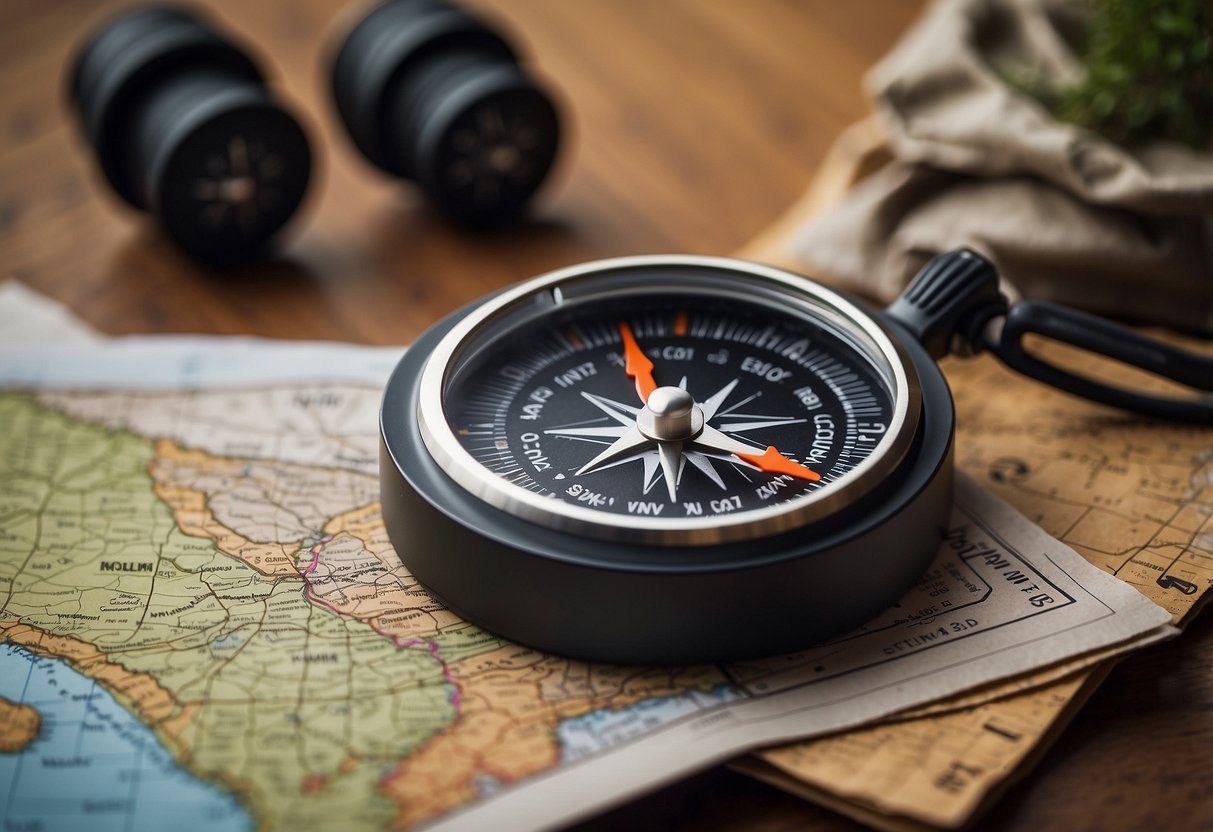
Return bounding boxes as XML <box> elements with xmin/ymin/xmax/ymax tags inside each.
<box><xmin>673</xmin><ymin>310</ymin><xmax>688</xmax><ymax>337</ymax></box>
<box><xmin>580</xmin><ymin>321</ymin><xmax>613</xmax><ymax>349</ymax></box>
<box><xmin>562</xmin><ymin>328</ymin><xmax>584</xmax><ymax>351</ymax></box>
<box><xmin>448</xmin><ymin>303</ymin><xmax>893</xmax><ymax>514</ymax></box>
<box><xmin>751</xmin><ymin>325</ymin><xmax>777</xmax><ymax>348</ymax></box>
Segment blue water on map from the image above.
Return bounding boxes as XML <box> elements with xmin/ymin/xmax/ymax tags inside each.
<box><xmin>0</xmin><ymin>644</ymin><xmax>250</xmax><ymax>832</ymax></box>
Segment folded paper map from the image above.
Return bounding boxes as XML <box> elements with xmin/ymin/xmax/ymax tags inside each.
<box><xmin>0</xmin><ymin>288</ymin><xmax>1175</xmax><ymax>831</ymax></box>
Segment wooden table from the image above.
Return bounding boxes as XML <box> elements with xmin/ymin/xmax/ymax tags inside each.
<box><xmin>2</xmin><ymin>1</ymin><xmax>1209</xmax><ymax>830</ymax></box>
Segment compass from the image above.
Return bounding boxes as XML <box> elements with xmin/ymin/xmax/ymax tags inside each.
<box><xmin>381</xmin><ymin>254</ymin><xmax>953</xmax><ymax>663</ymax></box>
<box><xmin>380</xmin><ymin>251</ymin><xmax>1213</xmax><ymax>663</ymax></box>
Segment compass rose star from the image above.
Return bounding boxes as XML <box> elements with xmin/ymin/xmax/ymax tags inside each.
<box><xmin>549</xmin><ymin>379</ymin><xmax>817</xmax><ymax>502</ymax></box>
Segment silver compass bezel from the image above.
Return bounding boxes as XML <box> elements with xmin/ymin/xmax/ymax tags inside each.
<box><xmin>415</xmin><ymin>255</ymin><xmax>922</xmax><ymax>545</ymax></box>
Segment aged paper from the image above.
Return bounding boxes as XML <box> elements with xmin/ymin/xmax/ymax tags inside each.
<box><xmin>739</xmin><ymin>668</ymin><xmax>1111</xmax><ymax>832</ymax></box>
<box><xmin>747</xmin><ymin>343</ymin><xmax>1212</xmax><ymax>829</ymax></box>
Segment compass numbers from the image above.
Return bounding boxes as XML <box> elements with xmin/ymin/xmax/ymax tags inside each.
<box><xmin>709</xmin><ymin>496</ymin><xmax>743</xmax><ymax>514</ymax></box>
<box><xmin>519</xmin><ymin>432</ymin><xmax>551</xmax><ymax>472</ymax></box>
<box><xmin>793</xmin><ymin>385</ymin><xmax>824</xmax><ymax>411</ymax></box>
<box><xmin>806</xmin><ymin>414</ymin><xmax>837</xmax><ymax>464</ymax></box>
<box><xmin>446</xmin><ymin>296</ymin><xmax>896</xmax><ymax>521</ymax></box>
<box><xmin>650</xmin><ymin>346</ymin><xmax>696</xmax><ymax>361</ymax></box>
<box><xmin>755</xmin><ymin>476</ymin><xmax>794</xmax><ymax>501</ymax></box>
<box><xmin>741</xmin><ymin>356</ymin><xmax>794</xmax><ymax>383</ymax></box>
<box><xmin>553</xmin><ymin>361</ymin><xmax>597</xmax><ymax>388</ymax></box>
<box><xmin>565</xmin><ymin>483</ymin><xmax>613</xmax><ymax>508</ymax></box>
<box><xmin>519</xmin><ymin>386</ymin><xmax>554</xmax><ymax>421</ymax></box>
<box><xmin>857</xmin><ymin>422</ymin><xmax>888</xmax><ymax>443</ymax></box>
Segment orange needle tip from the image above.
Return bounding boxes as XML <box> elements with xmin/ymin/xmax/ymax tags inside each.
<box><xmin>738</xmin><ymin>446</ymin><xmax>821</xmax><ymax>481</ymax></box>
<box><xmin>618</xmin><ymin>321</ymin><xmax>657</xmax><ymax>403</ymax></box>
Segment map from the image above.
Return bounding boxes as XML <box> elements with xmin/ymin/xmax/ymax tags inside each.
<box><xmin>746</xmin><ymin>346</ymin><xmax>1213</xmax><ymax>830</ymax></box>
<box><xmin>947</xmin><ymin>352</ymin><xmax>1213</xmax><ymax>622</ymax></box>
<box><xmin>0</xmin><ymin>331</ymin><xmax>1169</xmax><ymax>832</ymax></box>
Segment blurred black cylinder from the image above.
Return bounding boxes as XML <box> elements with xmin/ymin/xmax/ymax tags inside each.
<box><xmin>331</xmin><ymin>0</ymin><xmax>560</xmax><ymax>227</ymax></box>
<box><xmin>69</xmin><ymin>6</ymin><xmax>311</xmax><ymax>265</ymax></box>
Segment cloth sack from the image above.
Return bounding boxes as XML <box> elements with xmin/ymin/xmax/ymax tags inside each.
<box><xmin>788</xmin><ymin>0</ymin><xmax>1213</xmax><ymax>333</ymax></box>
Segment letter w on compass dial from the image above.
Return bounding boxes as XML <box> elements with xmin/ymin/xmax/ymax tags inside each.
<box><xmin>447</xmin><ymin>295</ymin><xmax>895</xmax><ymax>523</ymax></box>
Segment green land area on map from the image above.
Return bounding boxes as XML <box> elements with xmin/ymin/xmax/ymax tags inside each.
<box><xmin>0</xmin><ymin>391</ymin><xmax>724</xmax><ymax>829</ymax></box>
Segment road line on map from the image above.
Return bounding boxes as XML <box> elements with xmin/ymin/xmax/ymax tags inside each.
<box><xmin>295</xmin><ymin>538</ymin><xmax>464</xmax><ymax>711</ymax></box>
<box><xmin>299</xmin><ymin>536</ymin><xmax>331</xmax><ymax>576</ymax></box>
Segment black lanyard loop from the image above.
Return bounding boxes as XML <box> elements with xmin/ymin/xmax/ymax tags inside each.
<box><xmin>886</xmin><ymin>249</ymin><xmax>1213</xmax><ymax>424</ymax></box>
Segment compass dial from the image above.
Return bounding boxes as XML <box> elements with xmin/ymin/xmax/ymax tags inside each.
<box><xmin>417</xmin><ymin>258</ymin><xmax>921</xmax><ymax>544</ymax></box>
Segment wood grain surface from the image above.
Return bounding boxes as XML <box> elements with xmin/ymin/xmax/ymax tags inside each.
<box><xmin>1</xmin><ymin>0</ymin><xmax>918</xmax><ymax>343</ymax></box>
<box><xmin>1</xmin><ymin>1</ymin><xmax>1209</xmax><ymax>831</ymax></box>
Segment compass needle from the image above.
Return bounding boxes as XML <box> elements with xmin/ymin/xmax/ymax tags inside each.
<box><xmin>618</xmin><ymin>321</ymin><xmax>658</xmax><ymax>402</ymax></box>
<box><xmin>736</xmin><ymin>446</ymin><xmax>821</xmax><ymax>481</ymax></box>
<box><xmin>692</xmin><ymin>425</ymin><xmax>819</xmax><ymax>481</ymax></box>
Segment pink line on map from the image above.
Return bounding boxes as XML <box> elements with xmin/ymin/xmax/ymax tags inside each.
<box><xmin>298</xmin><ymin>535</ymin><xmax>331</xmax><ymax>576</ymax></box>
<box><xmin>295</xmin><ymin>535</ymin><xmax>463</xmax><ymax>712</ymax></box>
<box><xmin>398</xmin><ymin>638</ymin><xmax>463</xmax><ymax>709</ymax></box>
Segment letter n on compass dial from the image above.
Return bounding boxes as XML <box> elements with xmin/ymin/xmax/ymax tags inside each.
<box><xmin>444</xmin><ymin>291</ymin><xmax>896</xmax><ymax>528</ymax></box>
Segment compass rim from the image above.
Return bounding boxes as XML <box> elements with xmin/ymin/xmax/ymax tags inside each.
<box><xmin>412</xmin><ymin>255</ymin><xmax>922</xmax><ymax>545</ymax></box>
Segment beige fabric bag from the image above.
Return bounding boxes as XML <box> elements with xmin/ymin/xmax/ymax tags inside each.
<box><xmin>789</xmin><ymin>0</ymin><xmax>1213</xmax><ymax>333</ymax></box>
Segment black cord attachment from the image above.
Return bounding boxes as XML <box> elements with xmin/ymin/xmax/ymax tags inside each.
<box><xmin>885</xmin><ymin>248</ymin><xmax>1008</xmax><ymax>359</ymax></box>
<box><xmin>988</xmin><ymin>300</ymin><xmax>1213</xmax><ymax>424</ymax></box>
<box><xmin>887</xmin><ymin>249</ymin><xmax>1213</xmax><ymax>424</ymax></box>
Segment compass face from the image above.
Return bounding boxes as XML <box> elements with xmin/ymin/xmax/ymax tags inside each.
<box><xmin>418</xmin><ymin>259</ymin><xmax>920</xmax><ymax>544</ymax></box>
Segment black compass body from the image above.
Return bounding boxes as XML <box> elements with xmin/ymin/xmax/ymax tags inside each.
<box><xmin>380</xmin><ymin>256</ymin><xmax>956</xmax><ymax>663</ymax></box>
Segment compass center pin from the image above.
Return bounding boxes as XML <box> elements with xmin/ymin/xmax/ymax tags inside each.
<box><xmin>639</xmin><ymin>386</ymin><xmax>702</xmax><ymax>441</ymax></box>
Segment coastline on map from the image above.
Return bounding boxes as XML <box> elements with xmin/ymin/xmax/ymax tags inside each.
<box><xmin>0</xmin><ymin>645</ymin><xmax>251</xmax><ymax>832</ymax></box>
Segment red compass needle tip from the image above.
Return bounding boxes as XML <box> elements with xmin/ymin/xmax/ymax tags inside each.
<box><xmin>618</xmin><ymin>321</ymin><xmax>658</xmax><ymax>403</ymax></box>
<box><xmin>737</xmin><ymin>446</ymin><xmax>821</xmax><ymax>481</ymax></box>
